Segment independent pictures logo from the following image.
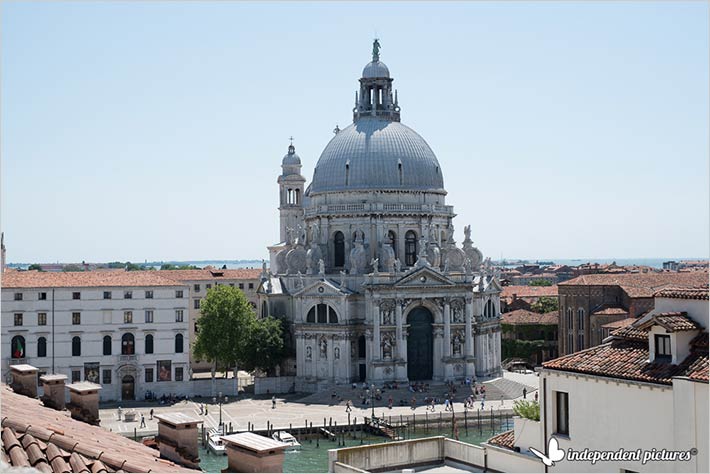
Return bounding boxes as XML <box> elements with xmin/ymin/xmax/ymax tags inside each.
<box><xmin>530</xmin><ymin>437</ymin><xmax>698</xmax><ymax>467</ymax></box>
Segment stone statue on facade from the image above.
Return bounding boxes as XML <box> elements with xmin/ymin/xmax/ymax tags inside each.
<box><xmin>416</xmin><ymin>237</ymin><xmax>429</xmax><ymax>267</ymax></box>
<box><xmin>306</xmin><ymin>346</ymin><xmax>312</xmax><ymax>361</ymax></box>
<box><xmin>334</xmin><ymin>347</ymin><xmax>340</xmax><ymax>360</ymax></box>
<box><xmin>319</xmin><ymin>337</ymin><xmax>328</xmax><ymax>358</ymax></box>
<box><xmin>370</xmin><ymin>258</ymin><xmax>379</xmax><ymax>275</ymax></box>
<box><xmin>452</xmin><ymin>332</ymin><xmax>463</xmax><ymax>356</ymax></box>
<box><xmin>310</xmin><ymin>221</ymin><xmax>320</xmax><ymax>244</ymax></box>
<box><xmin>318</xmin><ymin>258</ymin><xmax>325</xmax><ymax>276</ymax></box>
<box><xmin>382</xmin><ymin>335</ymin><xmax>393</xmax><ymax>359</ymax></box>
<box><xmin>380</xmin><ymin>242</ymin><xmax>395</xmax><ymax>273</ymax></box>
<box><xmin>339</xmin><ymin>270</ymin><xmax>347</xmax><ymax>288</ymax></box>
<box><xmin>349</xmin><ymin>231</ymin><xmax>367</xmax><ymax>274</ymax></box>
<box><xmin>464</xmin><ymin>224</ymin><xmax>472</xmax><ymax>243</ymax></box>
<box><xmin>394</xmin><ymin>258</ymin><xmax>401</xmax><ymax>274</ymax></box>
<box><xmin>372</xmin><ymin>38</ymin><xmax>381</xmax><ymax>62</ymax></box>
<box><xmin>297</xmin><ymin>271</ymin><xmax>304</xmax><ymax>289</ymax></box>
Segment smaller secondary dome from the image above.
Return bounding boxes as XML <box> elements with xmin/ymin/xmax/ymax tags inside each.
<box><xmin>362</xmin><ymin>60</ymin><xmax>390</xmax><ymax>78</ymax></box>
<box><xmin>282</xmin><ymin>144</ymin><xmax>301</xmax><ymax>165</ymax></box>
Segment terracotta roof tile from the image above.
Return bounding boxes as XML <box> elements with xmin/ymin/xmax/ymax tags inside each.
<box><xmin>1</xmin><ymin>384</ymin><xmax>198</xmax><ymax>473</ymax></box>
<box><xmin>500</xmin><ymin>285</ymin><xmax>558</xmax><ymax>299</ymax></box>
<box><xmin>637</xmin><ymin>312</ymin><xmax>702</xmax><ymax>332</ymax></box>
<box><xmin>592</xmin><ymin>306</ymin><xmax>628</xmax><ymax>316</ymax></box>
<box><xmin>654</xmin><ymin>286</ymin><xmax>709</xmax><ymax>300</ymax></box>
<box><xmin>487</xmin><ymin>429</ymin><xmax>515</xmax><ymax>450</ymax></box>
<box><xmin>609</xmin><ymin>325</ymin><xmax>648</xmax><ymax>342</ymax></box>
<box><xmin>559</xmin><ymin>272</ymin><xmax>708</xmax><ymax>298</ymax></box>
<box><xmin>501</xmin><ymin>309</ymin><xmax>558</xmax><ymax>325</ymax></box>
<box><xmin>2</xmin><ymin>271</ymin><xmax>187</xmax><ymax>289</ymax></box>
<box><xmin>156</xmin><ymin>268</ymin><xmax>262</xmax><ymax>282</ymax></box>
<box><xmin>601</xmin><ymin>318</ymin><xmax>637</xmax><ymax>330</ymax></box>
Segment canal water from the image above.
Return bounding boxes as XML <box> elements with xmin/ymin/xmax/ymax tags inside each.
<box><xmin>198</xmin><ymin>418</ymin><xmax>512</xmax><ymax>473</ymax></box>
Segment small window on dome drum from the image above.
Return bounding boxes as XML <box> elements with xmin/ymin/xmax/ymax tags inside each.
<box><xmin>405</xmin><ymin>231</ymin><xmax>417</xmax><ymax>266</ymax></box>
<box><xmin>334</xmin><ymin>231</ymin><xmax>345</xmax><ymax>267</ymax></box>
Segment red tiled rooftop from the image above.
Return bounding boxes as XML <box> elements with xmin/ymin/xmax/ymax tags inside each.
<box><xmin>501</xmin><ymin>309</ymin><xmax>558</xmax><ymax>325</ymax></box>
<box><xmin>592</xmin><ymin>306</ymin><xmax>628</xmax><ymax>316</ymax></box>
<box><xmin>654</xmin><ymin>286</ymin><xmax>709</xmax><ymax>300</ymax></box>
<box><xmin>156</xmin><ymin>268</ymin><xmax>262</xmax><ymax>282</ymax></box>
<box><xmin>500</xmin><ymin>285</ymin><xmax>558</xmax><ymax>299</ymax></box>
<box><xmin>601</xmin><ymin>318</ymin><xmax>637</xmax><ymax>330</ymax></box>
<box><xmin>0</xmin><ymin>385</ymin><xmax>197</xmax><ymax>472</ymax></box>
<box><xmin>609</xmin><ymin>325</ymin><xmax>648</xmax><ymax>342</ymax></box>
<box><xmin>559</xmin><ymin>272</ymin><xmax>708</xmax><ymax>298</ymax></box>
<box><xmin>487</xmin><ymin>429</ymin><xmax>515</xmax><ymax>450</ymax></box>
<box><xmin>637</xmin><ymin>312</ymin><xmax>703</xmax><ymax>333</ymax></box>
<box><xmin>2</xmin><ymin>271</ymin><xmax>187</xmax><ymax>289</ymax></box>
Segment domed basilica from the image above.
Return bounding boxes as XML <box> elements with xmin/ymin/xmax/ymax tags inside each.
<box><xmin>258</xmin><ymin>41</ymin><xmax>502</xmax><ymax>390</ymax></box>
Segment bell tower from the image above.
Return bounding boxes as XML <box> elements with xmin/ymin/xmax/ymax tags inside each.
<box><xmin>277</xmin><ymin>140</ymin><xmax>306</xmax><ymax>243</ymax></box>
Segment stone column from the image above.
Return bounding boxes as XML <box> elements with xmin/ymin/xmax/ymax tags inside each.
<box><xmin>373</xmin><ymin>303</ymin><xmax>381</xmax><ymax>361</ymax></box>
<box><xmin>395</xmin><ymin>301</ymin><xmax>404</xmax><ymax>359</ymax></box>
<box><xmin>443</xmin><ymin>301</ymin><xmax>451</xmax><ymax>357</ymax></box>
<box><xmin>464</xmin><ymin>298</ymin><xmax>474</xmax><ymax>357</ymax></box>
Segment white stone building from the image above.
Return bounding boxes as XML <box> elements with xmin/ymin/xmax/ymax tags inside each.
<box><xmin>259</xmin><ymin>41</ymin><xmax>503</xmax><ymax>390</ymax></box>
<box><xmin>485</xmin><ymin>285</ymin><xmax>709</xmax><ymax>473</ymax></box>
<box><xmin>2</xmin><ymin>271</ymin><xmax>191</xmax><ymax>401</ymax></box>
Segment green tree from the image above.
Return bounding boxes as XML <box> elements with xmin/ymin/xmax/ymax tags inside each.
<box><xmin>161</xmin><ymin>263</ymin><xmax>200</xmax><ymax>270</ymax></box>
<box><xmin>529</xmin><ymin>279</ymin><xmax>552</xmax><ymax>286</ymax></box>
<box><xmin>193</xmin><ymin>286</ymin><xmax>255</xmax><ymax>373</ymax></box>
<box><xmin>513</xmin><ymin>399</ymin><xmax>540</xmax><ymax>421</ymax></box>
<box><xmin>28</xmin><ymin>264</ymin><xmax>43</xmax><ymax>271</ymax></box>
<box><xmin>240</xmin><ymin>316</ymin><xmax>286</xmax><ymax>373</ymax></box>
<box><xmin>530</xmin><ymin>296</ymin><xmax>559</xmax><ymax>314</ymax></box>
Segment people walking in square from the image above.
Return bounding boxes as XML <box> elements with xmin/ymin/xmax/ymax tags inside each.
<box><xmin>388</xmin><ymin>395</ymin><xmax>393</xmax><ymax>409</ymax></box>
<box><xmin>345</xmin><ymin>400</ymin><xmax>352</xmax><ymax>412</ymax></box>
<box><xmin>444</xmin><ymin>398</ymin><xmax>450</xmax><ymax>411</ymax></box>
<box><xmin>534</xmin><ymin>391</ymin><xmax>539</xmax><ymax>402</ymax></box>
<box><xmin>149</xmin><ymin>408</ymin><xmax>154</xmax><ymax>420</ymax></box>
<box><xmin>523</xmin><ymin>387</ymin><xmax>527</xmax><ymax>399</ymax></box>
<box><xmin>140</xmin><ymin>414</ymin><xmax>146</xmax><ymax>428</ymax></box>
<box><xmin>272</xmin><ymin>395</ymin><xmax>276</xmax><ymax>409</ymax></box>
<box><xmin>410</xmin><ymin>396</ymin><xmax>417</xmax><ymax>410</ymax></box>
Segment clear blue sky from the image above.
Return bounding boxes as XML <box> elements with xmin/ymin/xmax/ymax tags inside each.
<box><xmin>2</xmin><ymin>1</ymin><xmax>708</xmax><ymax>263</ymax></box>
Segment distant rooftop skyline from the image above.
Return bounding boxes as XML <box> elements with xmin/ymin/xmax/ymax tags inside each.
<box><xmin>2</xmin><ymin>2</ymin><xmax>708</xmax><ymax>262</ymax></box>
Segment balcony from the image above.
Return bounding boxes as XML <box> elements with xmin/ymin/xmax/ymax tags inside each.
<box><xmin>119</xmin><ymin>355</ymin><xmax>137</xmax><ymax>362</ymax></box>
<box><xmin>304</xmin><ymin>203</ymin><xmax>454</xmax><ymax>217</ymax></box>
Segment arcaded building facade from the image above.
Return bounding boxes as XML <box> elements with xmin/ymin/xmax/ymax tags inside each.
<box><xmin>259</xmin><ymin>43</ymin><xmax>502</xmax><ymax>390</ymax></box>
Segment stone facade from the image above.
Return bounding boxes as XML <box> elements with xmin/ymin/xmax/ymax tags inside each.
<box><xmin>258</xmin><ymin>43</ymin><xmax>502</xmax><ymax>390</ymax></box>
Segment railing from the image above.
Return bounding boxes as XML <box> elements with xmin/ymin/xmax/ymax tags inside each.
<box><xmin>119</xmin><ymin>355</ymin><xmax>137</xmax><ymax>362</ymax></box>
<box><xmin>304</xmin><ymin>203</ymin><xmax>454</xmax><ymax>217</ymax></box>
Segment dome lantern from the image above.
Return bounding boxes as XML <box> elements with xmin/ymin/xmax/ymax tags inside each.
<box><xmin>354</xmin><ymin>39</ymin><xmax>400</xmax><ymax>123</ymax></box>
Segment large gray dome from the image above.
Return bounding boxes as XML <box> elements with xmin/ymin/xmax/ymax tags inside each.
<box><xmin>309</xmin><ymin>117</ymin><xmax>445</xmax><ymax>194</ymax></box>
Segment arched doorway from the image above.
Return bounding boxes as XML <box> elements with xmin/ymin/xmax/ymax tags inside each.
<box><xmin>407</xmin><ymin>307</ymin><xmax>433</xmax><ymax>380</ymax></box>
<box><xmin>121</xmin><ymin>375</ymin><xmax>135</xmax><ymax>400</ymax></box>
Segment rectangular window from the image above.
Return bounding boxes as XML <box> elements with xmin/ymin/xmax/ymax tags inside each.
<box><xmin>176</xmin><ymin>290</ymin><xmax>183</xmax><ymax>298</ymax></box>
<box><xmin>206</xmin><ymin>284</ymin><xmax>212</xmax><ymax>289</ymax></box>
<box><xmin>38</xmin><ymin>292</ymin><xmax>47</xmax><ymax>300</ymax></box>
<box><xmin>145</xmin><ymin>290</ymin><xmax>153</xmax><ymax>299</ymax></box>
<box><xmin>124</xmin><ymin>290</ymin><xmax>133</xmax><ymax>299</ymax></box>
<box><xmin>655</xmin><ymin>334</ymin><xmax>671</xmax><ymax>358</ymax></box>
<box><xmin>103</xmin><ymin>291</ymin><xmax>112</xmax><ymax>300</ymax></box>
<box><xmin>239</xmin><ymin>283</ymin><xmax>244</xmax><ymax>290</ymax></box>
<box><xmin>194</xmin><ymin>284</ymin><xmax>200</xmax><ymax>292</ymax></box>
<box><xmin>124</xmin><ymin>311</ymin><xmax>133</xmax><ymax>323</ymax></box>
<box><xmin>72</xmin><ymin>292</ymin><xmax>80</xmax><ymax>300</ymax></box>
<box><xmin>249</xmin><ymin>283</ymin><xmax>254</xmax><ymax>289</ymax></box>
<box><xmin>175</xmin><ymin>310</ymin><xmax>184</xmax><ymax>322</ymax></box>
<box><xmin>72</xmin><ymin>312</ymin><xmax>81</xmax><ymax>325</ymax></box>
<box><xmin>38</xmin><ymin>313</ymin><xmax>47</xmax><ymax>326</ymax></box>
<box><xmin>145</xmin><ymin>368</ymin><xmax>154</xmax><ymax>383</ymax></box>
<box><xmin>145</xmin><ymin>310</ymin><xmax>154</xmax><ymax>323</ymax></box>
<box><xmin>229</xmin><ymin>283</ymin><xmax>234</xmax><ymax>288</ymax></box>
<box><xmin>14</xmin><ymin>313</ymin><xmax>23</xmax><ymax>326</ymax></box>
<box><xmin>194</xmin><ymin>299</ymin><xmax>200</xmax><ymax>309</ymax></box>
<box><xmin>14</xmin><ymin>292</ymin><xmax>23</xmax><ymax>301</ymax></box>
<box><xmin>102</xmin><ymin>369</ymin><xmax>112</xmax><ymax>384</ymax></box>
<box><xmin>555</xmin><ymin>391</ymin><xmax>569</xmax><ymax>435</ymax></box>
<box><xmin>175</xmin><ymin>367</ymin><xmax>184</xmax><ymax>381</ymax></box>
<box><xmin>71</xmin><ymin>370</ymin><xmax>81</xmax><ymax>383</ymax></box>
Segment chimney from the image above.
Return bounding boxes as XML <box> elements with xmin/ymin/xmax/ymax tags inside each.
<box><xmin>40</xmin><ymin>374</ymin><xmax>68</xmax><ymax>410</ymax></box>
<box><xmin>221</xmin><ymin>432</ymin><xmax>288</xmax><ymax>473</ymax></box>
<box><xmin>155</xmin><ymin>414</ymin><xmax>203</xmax><ymax>469</ymax></box>
<box><xmin>66</xmin><ymin>381</ymin><xmax>102</xmax><ymax>425</ymax></box>
<box><xmin>9</xmin><ymin>364</ymin><xmax>39</xmax><ymax>398</ymax></box>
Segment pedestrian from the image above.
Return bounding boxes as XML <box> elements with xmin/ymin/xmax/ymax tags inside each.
<box><xmin>534</xmin><ymin>391</ymin><xmax>539</xmax><ymax>402</ymax></box>
<box><xmin>523</xmin><ymin>387</ymin><xmax>527</xmax><ymax>399</ymax></box>
<box><xmin>410</xmin><ymin>396</ymin><xmax>416</xmax><ymax>410</ymax></box>
<box><xmin>140</xmin><ymin>414</ymin><xmax>146</xmax><ymax>428</ymax></box>
<box><xmin>501</xmin><ymin>395</ymin><xmax>504</xmax><ymax>405</ymax></box>
<box><xmin>199</xmin><ymin>403</ymin><xmax>203</xmax><ymax>415</ymax></box>
<box><xmin>346</xmin><ymin>400</ymin><xmax>352</xmax><ymax>413</ymax></box>
<box><xmin>272</xmin><ymin>395</ymin><xmax>276</xmax><ymax>409</ymax></box>
<box><xmin>480</xmin><ymin>399</ymin><xmax>485</xmax><ymax>410</ymax></box>
<box><xmin>444</xmin><ymin>398</ymin><xmax>450</xmax><ymax>412</ymax></box>
<box><xmin>205</xmin><ymin>405</ymin><xmax>208</xmax><ymax>416</ymax></box>
<box><xmin>117</xmin><ymin>406</ymin><xmax>122</xmax><ymax>421</ymax></box>
<box><xmin>149</xmin><ymin>408</ymin><xmax>154</xmax><ymax>420</ymax></box>
<box><xmin>388</xmin><ymin>396</ymin><xmax>393</xmax><ymax>409</ymax></box>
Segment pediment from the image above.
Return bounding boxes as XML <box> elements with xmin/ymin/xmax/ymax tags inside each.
<box><xmin>394</xmin><ymin>266</ymin><xmax>455</xmax><ymax>287</ymax></box>
<box><xmin>291</xmin><ymin>278</ymin><xmax>349</xmax><ymax>297</ymax></box>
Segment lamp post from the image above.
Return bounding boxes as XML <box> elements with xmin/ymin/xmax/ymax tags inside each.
<box><xmin>213</xmin><ymin>391</ymin><xmax>228</xmax><ymax>431</ymax></box>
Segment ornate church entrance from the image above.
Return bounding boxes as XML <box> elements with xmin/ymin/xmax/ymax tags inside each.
<box><xmin>407</xmin><ymin>307</ymin><xmax>433</xmax><ymax>380</ymax></box>
<box><xmin>121</xmin><ymin>375</ymin><xmax>135</xmax><ymax>400</ymax></box>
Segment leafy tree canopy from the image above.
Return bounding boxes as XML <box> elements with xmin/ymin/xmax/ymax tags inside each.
<box><xmin>529</xmin><ymin>279</ymin><xmax>553</xmax><ymax>286</ymax></box>
<box><xmin>240</xmin><ymin>316</ymin><xmax>287</xmax><ymax>373</ymax></box>
<box><xmin>530</xmin><ymin>296</ymin><xmax>559</xmax><ymax>314</ymax></box>
<box><xmin>28</xmin><ymin>264</ymin><xmax>43</xmax><ymax>271</ymax></box>
<box><xmin>513</xmin><ymin>399</ymin><xmax>540</xmax><ymax>421</ymax></box>
<box><xmin>160</xmin><ymin>263</ymin><xmax>201</xmax><ymax>270</ymax></box>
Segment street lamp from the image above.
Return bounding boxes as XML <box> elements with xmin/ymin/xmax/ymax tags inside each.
<box><xmin>213</xmin><ymin>391</ymin><xmax>228</xmax><ymax>431</ymax></box>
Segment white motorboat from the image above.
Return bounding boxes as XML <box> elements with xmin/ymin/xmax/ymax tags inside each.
<box><xmin>207</xmin><ymin>427</ymin><xmax>226</xmax><ymax>456</ymax></box>
<box><xmin>272</xmin><ymin>431</ymin><xmax>301</xmax><ymax>450</ymax></box>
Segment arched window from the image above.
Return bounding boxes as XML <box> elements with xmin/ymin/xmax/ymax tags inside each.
<box><xmin>405</xmin><ymin>231</ymin><xmax>417</xmax><ymax>266</ymax></box>
<box><xmin>175</xmin><ymin>334</ymin><xmax>184</xmax><ymax>353</ymax></box>
<box><xmin>103</xmin><ymin>335</ymin><xmax>112</xmax><ymax>355</ymax></box>
<box><xmin>11</xmin><ymin>336</ymin><xmax>25</xmax><ymax>359</ymax></box>
<box><xmin>387</xmin><ymin>230</ymin><xmax>397</xmax><ymax>257</ymax></box>
<box><xmin>295</xmin><ymin>189</ymin><xmax>300</xmax><ymax>205</ymax></box>
<box><xmin>484</xmin><ymin>299</ymin><xmax>496</xmax><ymax>318</ymax></box>
<box><xmin>37</xmin><ymin>337</ymin><xmax>47</xmax><ymax>358</ymax></box>
<box><xmin>566</xmin><ymin>307</ymin><xmax>573</xmax><ymax>328</ymax></box>
<box><xmin>577</xmin><ymin>308</ymin><xmax>585</xmax><ymax>330</ymax></box>
<box><xmin>121</xmin><ymin>333</ymin><xmax>135</xmax><ymax>355</ymax></box>
<box><xmin>261</xmin><ymin>301</ymin><xmax>269</xmax><ymax>319</ymax></box>
<box><xmin>145</xmin><ymin>334</ymin><xmax>154</xmax><ymax>354</ymax></box>
<box><xmin>72</xmin><ymin>336</ymin><xmax>81</xmax><ymax>357</ymax></box>
<box><xmin>306</xmin><ymin>304</ymin><xmax>338</xmax><ymax>324</ymax></box>
<box><xmin>334</xmin><ymin>231</ymin><xmax>345</xmax><ymax>267</ymax></box>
